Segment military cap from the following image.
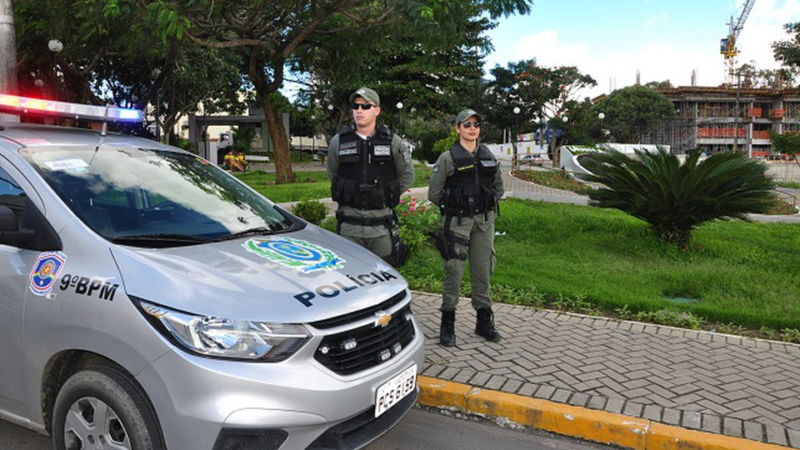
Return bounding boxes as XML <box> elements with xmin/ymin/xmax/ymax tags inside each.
<box><xmin>349</xmin><ymin>87</ymin><xmax>380</xmax><ymax>106</ymax></box>
<box><xmin>455</xmin><ymin>109</ymin><xmax>482</xmax><ymax>125</ymax></box>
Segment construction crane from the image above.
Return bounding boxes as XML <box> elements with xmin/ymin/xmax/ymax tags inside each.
<box><xmin>721</xmin><ymin>0</ymin><xmax>756</xmax><ymax>86</ymax></box>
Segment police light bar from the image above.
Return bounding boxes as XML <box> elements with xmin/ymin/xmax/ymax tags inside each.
<box><xmin>0</xmin><ymin>94</ymin><xmax>144</xmax><ymax>123</ymax></box>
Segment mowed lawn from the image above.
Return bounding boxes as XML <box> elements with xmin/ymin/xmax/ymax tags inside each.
<box><xmin>399</xmin><ymin>199</ymin><xmax>800</xmax><ymax>331</ymax></box>
<box><xmin>235</xmin><ymin>167</ymin><xmax>433</xmax><ymax>203</ymax></box>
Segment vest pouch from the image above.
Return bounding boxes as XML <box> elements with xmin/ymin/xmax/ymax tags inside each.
<box><xmin>478</xmin><ymin>159</ymin><xmax>498</xmax><ymax>175</ymax></box>
<box><xmin>384</xmin><ymin>179</ymin><xmax>401</xmax><ymax>208</ymax></box>
<box><xmin>372</xmin><ymin>144</ymin><xmax>392</xmax><ymax>162</ymax></box>
<box><xmin>338</xmin><ymin>142</ymin><xmax>361</xmax><ymax>164</ymax></box>
<box><xmin>356</xmin><ymin>183</ymin><xmax>386</xmax><ymax>209</ymax></box>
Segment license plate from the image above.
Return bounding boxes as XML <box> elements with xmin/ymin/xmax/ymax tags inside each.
<box><xmin>375</xmin><ymin>364</ymin><xmax>417</xmax><ymax>418</ymax></box>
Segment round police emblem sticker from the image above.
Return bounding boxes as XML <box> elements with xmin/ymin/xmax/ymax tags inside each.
<box><xmin>29</xmin><ymin>252</ymin><xmax>68</xmax><ymax>296</ymax></box>
<box><xmin>243</xmin><ymin>237</ymin><xmax>345</xmax><ymax>273</ymax></box>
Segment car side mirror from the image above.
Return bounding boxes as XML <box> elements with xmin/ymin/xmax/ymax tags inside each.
<box><xmin>0</xmin><ymin>205</ymin><xmax>18</xmax><ymax>231</ymax></box>
<box><xmin>0</xmin><ymin>205</ymin><xmax>35</xmax><ymax>246</ymax></box>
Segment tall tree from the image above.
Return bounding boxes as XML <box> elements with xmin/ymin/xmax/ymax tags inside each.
<box><xmin>14</xmin><ymin>0</ymin><xmax>243</xmax><ymax>144</ymax></box>
<box><xmin>773</xmin><ymin>22</ymin><xmax>800</xmax><ymax>73</ymax></box>
<box><xmin>482</xmin><ymin>61</ymin><xmax>596</xmax><ymax>164</ymax></box>
<box><xmin>289</xmin><ymin>2</ymin><xmax>493</xmax><ymax>139</ymax></box>
<box><xmin>150</xmin><ymin>0</ymin><xmax>532</xmax><ymax>184</ymax></box>
<box><xmin>595</xmin><ymin>85</ymin><xmax>675</xmax><ymax>144</ymax></box>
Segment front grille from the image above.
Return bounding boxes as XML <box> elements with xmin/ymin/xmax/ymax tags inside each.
<box><xmin>310</xmin><ymin>289</ymin><xmax>408</xmax><ymax>330</ymax></box>
<box><xmin>314</xmin><ymin>304</ymin><xmax>415</xmax><ymax>375</ymax></box>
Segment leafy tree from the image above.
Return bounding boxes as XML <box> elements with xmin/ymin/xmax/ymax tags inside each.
<box><xmin>770</xmin><ymin>131</ymin><xmax>800</xmax><ymax>167</ymax></box>
<box><xmin>737</xmin><ymin>61</ymin><xmax>795</xmax><ymax>88</ymax></box>
<box><xmin>482</xmin><ymin>61</ymin><xmax>596</xmax><ymax>164</ymax></box>
<box><xmin>150</xmin><ymin>0</ymin><xmax>532</xmax><ymax>184</ymax></box>
<box><xmin>14</xmin><ymin>0</ymin><xmax>244</xmax><ymax>144</ymax></box>
<box><xmin>582</xmin><ymin>148</ymin><xmax>775</xmax><ymax>250</ymax></box>
<box><xmin>644</xmin><ymin>80</ymin><xmax>673</xmax><ymax>89</ymax></box>
<box><xmin>596</xmin><ymin>86</ymin><xmax>675</xmax><ymax>144</ymax></box>
<box><xmin>289</xmin><ymin>3</ymin><xmax>493</xmax><ymax>138</ymax></box>
<box><xmin>773</xmin><ymin>22</ymin><xmax>800</xmax><ymax>73</ymax></box>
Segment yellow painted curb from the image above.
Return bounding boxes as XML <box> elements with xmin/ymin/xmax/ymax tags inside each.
<box><xmin>647</xmin><ymin>422</ymin><xmax>790</xmax><ymax>450</ymax></box>
<box><xmin>417</xmin><ymin>376</ymin><xmax>792</xmax><ymax>450</ymax></box>
<box><xmin>417</xmin><ymin>376</ymin><xmax>471</xmax><ymax>411</ymax></box>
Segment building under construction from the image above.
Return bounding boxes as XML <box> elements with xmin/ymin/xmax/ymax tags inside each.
<box><xmin>642</xmin><ymin>86</ymin><xmax>800</xmax><ymax>156</ymax></box>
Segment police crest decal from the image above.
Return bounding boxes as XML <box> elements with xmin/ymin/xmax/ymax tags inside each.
<box><xmin>29</xmin><ymin>252</ymin><xmax>68</xmax><ymax>296</ymax></box>
<box><xmin>243</xmin><ymin>237</ymin><xmax>345</xmax><ymax>273</ymax></box>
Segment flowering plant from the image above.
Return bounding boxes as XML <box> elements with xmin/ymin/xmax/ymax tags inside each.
<box><xmin>395</xmin><ymin>191</ymin><xmax>441</xmax><ymax>252</ymax></box>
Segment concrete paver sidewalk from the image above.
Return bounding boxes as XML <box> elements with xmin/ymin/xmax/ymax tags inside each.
<box><xmin>412</xmin><ymin>292</ymin><xmax>800</xmax><ymax>448</ymax></box>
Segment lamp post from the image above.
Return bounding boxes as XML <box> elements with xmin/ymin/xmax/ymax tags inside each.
<box><xmin>151</xmin><ymin>68</ymin><xmax>161</xmax><ymax>142</ymax></box>
<box><xmin>396</xmin><ymin>101</ymin><xmax>403</xmax><ymax>136</ymax></box>
<box><xmin>513</xmin><ymin>106</ymin><xmax>520</xmax><ymax>171</ymax></box>
<box><xmin>597</xmin><ymin>112</ymin><xmax>605</xmax><ymax>140</ymax></box>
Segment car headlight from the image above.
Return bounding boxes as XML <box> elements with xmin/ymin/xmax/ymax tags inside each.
<box><xmin>137</xmin><ymin>300</ymin><xmax>310</xmax><ymax>362</ymax></box>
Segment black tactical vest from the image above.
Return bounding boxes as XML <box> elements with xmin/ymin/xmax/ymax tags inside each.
<box><xmin>442</xmin><ymin>144</ymin><xmax>499</xmax><ymax>216</ymax></box>
<box><xmin>331</xmin><ymin>125</ymin><xmax>400</xmax><ymax>210</ymax></box>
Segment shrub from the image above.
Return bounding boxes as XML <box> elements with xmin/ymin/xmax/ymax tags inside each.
<box><xmin>583</xmin><ymin>148</ymin><xmax>775</xmax><ymax>250</ymax></box>
<box><xmin>395</xmin><ymin>191</ymin><xmax>441</xmax><ymax>252</ymax></box>
<box><xmin>432</xmin><ymin>128</ymin><xmax>458</xmax><ymax>155</ymax></box>
<box><xmin>292</xmin><ymin>199</ymin><xmax>328</xmax><ymax>225</ymax></box>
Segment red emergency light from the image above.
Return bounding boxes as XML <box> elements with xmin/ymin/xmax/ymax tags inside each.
<box><xmin>0</xmin><ymin>94</ymin><xmax>144</xmax><ymax>123</ymax></box>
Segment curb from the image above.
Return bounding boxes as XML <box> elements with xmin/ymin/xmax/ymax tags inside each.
<box><xmin>417</xmin><ymin>376</ymin><xmax>792</xmax><ymax>450</ymax></box>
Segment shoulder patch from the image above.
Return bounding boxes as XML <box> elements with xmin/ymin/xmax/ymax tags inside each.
<box><xmin>401</xmin><ymin>144</ymin><xmax>412</xmax><ymax>163</ymax></box>
<box><xmin>433</xmin><ymin>164</ymin><xmax>440</xmax><ymax>173</ymax></box>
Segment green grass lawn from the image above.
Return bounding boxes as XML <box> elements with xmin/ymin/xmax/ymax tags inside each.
<box><xmin>399</xmin><ymin>198</ymin><xmax>800</xmax><ymax>331</ymax></box>
<box><xmin>235</xmin><ymin>166</ymin><xmax>433</xmax><ymax>203</ymax></box>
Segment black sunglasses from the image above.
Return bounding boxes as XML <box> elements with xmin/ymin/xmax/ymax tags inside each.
<box><xmin>351</xmin><ymin>103</ymin><xmax>376</xmax><ymax>110</ymax></box>
<box><xmin>461</xmin><ymin>121</ymin><xmax>481</xmax><ymax>128</ymax></box>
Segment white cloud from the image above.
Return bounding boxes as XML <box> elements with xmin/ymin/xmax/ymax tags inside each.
<box><xmin>509</xmin><ymin>1</ymin><xmax>799</xmax><ymax>99</ymax></box>
<box><xmin>643</xmin><ymin>13</ymin><xmax>670</xmax><ymax>28</ymax></box>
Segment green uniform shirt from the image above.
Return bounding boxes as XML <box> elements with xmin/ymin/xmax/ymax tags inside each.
<box><xmin>427</xmin><ymin>144</ymin><xmax>505</xmax><ymax>207</ymax></box>
<box><xmin>327</xmin><ymin>129</ymin><xmax>415</xmax><ymax>238</ymax></box>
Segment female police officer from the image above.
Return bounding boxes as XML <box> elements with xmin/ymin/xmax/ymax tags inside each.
<box><xmin>427</xmin><ymin>109</ymin><xmax>504</xmax><ymax>347</ymax></box>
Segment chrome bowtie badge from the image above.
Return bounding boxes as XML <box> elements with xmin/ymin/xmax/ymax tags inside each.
<box><xmin>374</xmin><ymin>311</ymin><xmax>392</xmax><ymax>328</ymax></box>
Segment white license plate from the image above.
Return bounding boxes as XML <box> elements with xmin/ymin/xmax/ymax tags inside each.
<box><xmin>375</xmin><ymin>364</ymin><xmax>417</xmax><ymax>418</ymax></box>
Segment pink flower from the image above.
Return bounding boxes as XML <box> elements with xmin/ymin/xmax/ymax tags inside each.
<box><xmin>410</xmin><ymin>206</ymin><xmax>415</xmax><ymax>212</ymax></box>
<box><xmin>399</xmin><ymin>199</ymin><xmax>405</xmax><ymax>204</ymax></box>
<box><xmin>407</xmin><ymin>189</ymin><xmax>412</xmax><ymax>193</ymax></box>
<box><xmin>402</xmin><ymin>212</ymin><xmax>408</xmax><ymax>217</ymax></box>
<box><xmin>412</xmin><ymin>197</ymin><xmax>416</xmax><ymax>201</ymax></box>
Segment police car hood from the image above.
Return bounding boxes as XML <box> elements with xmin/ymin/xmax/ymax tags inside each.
<box><xmin>110</xmin><ymin>226</ymin><xmax>407</xmax><ymax>323</ymax></box>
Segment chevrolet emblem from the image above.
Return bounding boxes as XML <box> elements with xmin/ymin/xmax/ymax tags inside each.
<box><xmin>374</xmin><ymin>312</ymin><xmax>392</xmax><ymax>328</ymax></box>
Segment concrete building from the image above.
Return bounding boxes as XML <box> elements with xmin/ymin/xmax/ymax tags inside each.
<box><xmin>643</xmin><ymin>87</ymin><xmax>800</xmax><ymax>156</ymax></box>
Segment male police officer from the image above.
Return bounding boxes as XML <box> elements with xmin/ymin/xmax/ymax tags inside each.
<box><xmin>327</xmin><ymin>87</ymin><xmax>414</xmax><ymax>267</ymax></box>
<box><xmin>428</xmin><ymin>109</ymin><xmax>504</xmax><ymax>346</ymax></box>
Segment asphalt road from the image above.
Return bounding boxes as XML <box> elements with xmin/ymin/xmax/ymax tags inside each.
<box><xmin>2</xmin><ymin>408</ymin><xmax>608</xmax><ymax>450</ymax></box>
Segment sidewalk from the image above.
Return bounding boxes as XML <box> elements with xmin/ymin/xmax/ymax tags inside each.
<box><xmin>412</xmin><ymin>291</ymin><xmax>800</xmax><ymax>449</ymax></box>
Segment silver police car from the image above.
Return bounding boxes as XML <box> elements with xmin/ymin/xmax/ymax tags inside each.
<box><xmin>0</xmin><ymin>95</ymin><xmax>424</xmax><ymax>450</ymax></box>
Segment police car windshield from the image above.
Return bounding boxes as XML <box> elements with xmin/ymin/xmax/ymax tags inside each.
<box><xmin>21</xmin><ymin>146</ymin><xmax>294</xmax><ymax>245</ymax></box>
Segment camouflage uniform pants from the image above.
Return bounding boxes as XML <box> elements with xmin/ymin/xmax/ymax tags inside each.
<box><xmin>441</xmin><ymin>212</ymin><xmax>496</xmax><ymax>311</ymax></box>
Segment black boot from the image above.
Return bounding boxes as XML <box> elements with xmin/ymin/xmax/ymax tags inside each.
<box><xmin>475</xmin><ymin>308</ymin><xmax>502</xmax><ymax>342</ymax></box>
<box><xmin>439</xmin><ymin>310</ymin><xmax>456</xmax><ymax>347</ymax></box>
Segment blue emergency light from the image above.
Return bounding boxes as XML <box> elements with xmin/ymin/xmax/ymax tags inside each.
<box><xmin>0</xmin><ymin>94</ymin><xmax>144</xmax><ymax>123</ymax></box>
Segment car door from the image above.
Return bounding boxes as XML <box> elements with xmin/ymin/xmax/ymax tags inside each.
<box><xmin>0</xmin><ymin>160</ymin><xmax>48</xmax><ymax>415</ymax></box>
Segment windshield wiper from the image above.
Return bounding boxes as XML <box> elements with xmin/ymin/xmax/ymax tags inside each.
<box><xmin>214</xmin><ymin>223</ymin><xmax>290</xmax><ymax>242</ymax></box>
<box><xmin>111</xmin><ymin>233</ymin><xmax>212</xmax><ymax>245</ymax></box>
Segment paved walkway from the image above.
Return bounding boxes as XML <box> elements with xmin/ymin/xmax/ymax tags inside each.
<box><xmin>412</xmin><ymin>292</ymin><xmax>800</xmax><ymax>448</ymax></box>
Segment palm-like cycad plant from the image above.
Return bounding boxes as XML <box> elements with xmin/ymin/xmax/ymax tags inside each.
<box><xmin>582</xmin><ymin>148</ymin><xmax>775</xmax><ymax>250</ymax></box>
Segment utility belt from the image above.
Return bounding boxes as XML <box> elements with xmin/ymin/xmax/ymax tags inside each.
<box><xmin>335</xmin><ymin>210</ymin><xmax>409</xmax><ymax>268</ymax></box>
<box><xmin>335</xmin><ymin>211</ymin><xmax>394</xmax><ymax>230</ymax></box>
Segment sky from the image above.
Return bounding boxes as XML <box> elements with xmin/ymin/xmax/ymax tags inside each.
<box><xmin>483</xmin><ymin>0</ymin><xmax>800</xmax><ymax>97</ymax></box>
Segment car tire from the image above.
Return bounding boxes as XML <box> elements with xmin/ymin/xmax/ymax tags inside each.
<box><xmin>52</xmin><ymin>365</ymin><xmax>165</xmax><ymax>450</ymax></box>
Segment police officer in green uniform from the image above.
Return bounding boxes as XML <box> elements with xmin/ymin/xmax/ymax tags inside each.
<box><xmin>327</xmin><ymin>87</ymin><xmax>415</xmax><ymax>267</ymax></box>
<box><xmin>428</xmin><ymin>109</ymin><xmax>504</xmax><ymax>346</ymax></box>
